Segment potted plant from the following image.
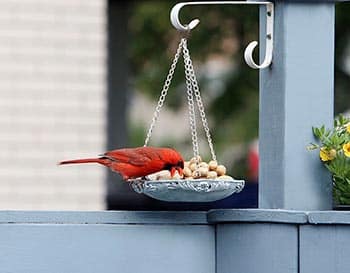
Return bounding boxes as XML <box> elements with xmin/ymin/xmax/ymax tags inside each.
<box><xmin>308</xmin><ymin>115</ymin><xmax>350</xmax><ymax>207</ymax></box>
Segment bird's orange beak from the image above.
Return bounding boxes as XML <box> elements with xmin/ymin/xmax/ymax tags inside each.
<box><xmin>177</xmin><ymin>167</ymin><xmax>183</xmax><ymax>177</ymax></box>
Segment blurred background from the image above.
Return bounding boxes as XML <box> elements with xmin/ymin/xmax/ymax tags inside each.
<box><xmin>0</xmin><ymin>0</ymin><xmax>349</xmax><ymax>210</ymax></box>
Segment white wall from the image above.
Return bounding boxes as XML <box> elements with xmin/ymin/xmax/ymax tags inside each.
<box><xmin>0</xmin><ymin>0</ymin><xmax>107</xmax><ymax>210</ymax></box>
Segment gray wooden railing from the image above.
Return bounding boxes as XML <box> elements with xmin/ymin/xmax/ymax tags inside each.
<box><xmin>2</xmin><ymin>210</ymin><xmax>350</xmax><ymax>273</ymax></box>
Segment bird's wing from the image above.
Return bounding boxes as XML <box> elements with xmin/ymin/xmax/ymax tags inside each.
<box><xmin>104</xmin><ymin>148</ymin><xmax>155</xmax><ymax>166</ymax></box>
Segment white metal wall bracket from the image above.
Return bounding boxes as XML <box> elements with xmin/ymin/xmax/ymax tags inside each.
<box><xmin>170</xmin><ymin>1</ymin><xmax>274</xmax><ymax>69</ymax></box>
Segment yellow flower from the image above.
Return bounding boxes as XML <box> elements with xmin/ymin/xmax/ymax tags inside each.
<box><xmin>343</xmin><ymin>143</ymin><xmax>350</xmax><ymax>157</ymax></box>
<box><xmin>320</xmin><ymin>147</ymin><xmax>336</xmax><ymax>161</ymax></box>
<box><xmin>329</xmin><ymin>149</ymin><xmax>337</xmax><ymax>159</ymax></box>
<box><xmin>347</xmin><ymin>124</ymin><xmax>350</xmax><ymax>134</ymax></box>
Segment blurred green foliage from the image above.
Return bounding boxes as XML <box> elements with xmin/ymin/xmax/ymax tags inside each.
<box><xmin>127</xmin><ymin>1</ymin><xmax>350</xmax><ymax>177</ymax></box>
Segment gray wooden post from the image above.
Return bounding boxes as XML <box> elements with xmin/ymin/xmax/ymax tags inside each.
<box><xmin>259</xmin><ymin>1</ymin><xmax>336</xmax><ymax>210</ymax></box>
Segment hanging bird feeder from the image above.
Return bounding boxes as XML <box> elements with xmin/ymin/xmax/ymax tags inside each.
<box><xmin>59</xmin><ymin>1</ymin><xmax>274</xmax><ymax>202</ymax></box>
<box><xmin>129</xmin><ymin>36</ymin><xmax>244</xmax><ymax>202</ymax></box>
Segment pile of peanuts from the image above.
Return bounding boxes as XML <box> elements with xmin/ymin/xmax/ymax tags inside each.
<box><xmin>146</xmin><ymin>156</ymin><xmax>234</xmax><ymax>181</ymax></box>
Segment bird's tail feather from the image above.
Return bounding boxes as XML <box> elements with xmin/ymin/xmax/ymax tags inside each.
<box><xmin>59</xmin><ymin>158</ymin><xmax>110</xmax><ymax>166</ymax></box>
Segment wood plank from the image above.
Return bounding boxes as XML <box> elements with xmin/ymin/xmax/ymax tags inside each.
<box><xmin>308</xmin><ymin>211</ymin><xmax>350</xmax><ymax>224</ymax></box>
<box><xmin>300</xmin><ymin>225</ymin><xmax>350</xmax><ymax>273</ymax></box>
<box><xmin>208</xmin><ymin>209</ymin><xmax>307</xmax><ymax>224</ymax></box>
<box><xmin>0</xmin><ymin>224</ymin><xmax>215</xmax><ymax>273</ymax></box>
<box><xmin>217</xmin><ymin>223</ymin><xmax>298</xmax><ymax>273</ymax></box>
<box><xmin>0</xmin><ymin>211</ymin><xmax>208</xmax><ymax>225</ymax></box>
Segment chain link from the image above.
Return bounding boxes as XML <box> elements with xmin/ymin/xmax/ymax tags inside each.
<box><xmin>183</xmin><ymin>39</ymin><xmax>217</xmax><ymax>161</ymax></box>
<box><xmin>144</xmin><ymin>39</ymin><xmax>184</xmax><ymax>146</ymax></box>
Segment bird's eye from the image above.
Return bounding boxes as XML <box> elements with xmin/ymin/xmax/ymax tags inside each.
<box><xmin>163</xmin><ymin>163</ymin><xmax>172</xmax><ymax>171</ymax></box>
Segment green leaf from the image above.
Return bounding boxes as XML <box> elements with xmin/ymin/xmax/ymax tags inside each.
<box><xmin>307</xmin><ymin>143</ymin><xmax>319</xmax><ymax>150</ymax></box>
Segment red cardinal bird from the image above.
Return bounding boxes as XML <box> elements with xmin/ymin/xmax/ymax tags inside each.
<box><xmin>59</xmin><ymin>146</ymin><xmax>184</xmax><ymax>180</ymax></box>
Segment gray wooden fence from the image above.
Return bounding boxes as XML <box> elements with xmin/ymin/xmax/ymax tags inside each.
<box><xmin>2</xmin><ymin>210</ymin><xmax>350</xmax><ymax>273</ymax></box>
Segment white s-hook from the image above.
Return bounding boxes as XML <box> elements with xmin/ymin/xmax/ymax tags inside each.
<box><xmin>170</xmin><ymin>1</ymin><xmax>274</xmax><ymax>69</ymax></box>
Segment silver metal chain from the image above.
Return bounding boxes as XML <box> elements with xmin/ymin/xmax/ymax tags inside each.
<box><xmin>144</xmin><ymin>37</ymin><xmax>217</xmax><ymax>162</ymax></box>
<box><xmin>144</xmin><ymin>38</ymin><xmax>184</xmax><ymax>147</ymax></box>
<box><xmin>183</xmin><ymin>39</ymin><xmax>217</xmax><ymax>161</ymax></box>
<box><xmin>183</xmin><ymin>39</ymin><xmax>200</xmax><ymax>162</ymax></box>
